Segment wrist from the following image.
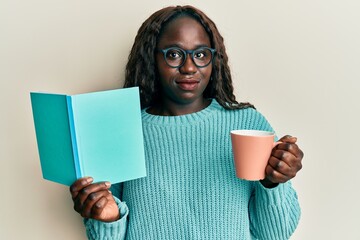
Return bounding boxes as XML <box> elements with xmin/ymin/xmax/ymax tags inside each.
<box><xmin>260</xmin><ymin>178</ymin><xmax>279</xmax><ymax>188</ymax></box>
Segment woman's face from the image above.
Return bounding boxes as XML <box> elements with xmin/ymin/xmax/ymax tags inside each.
<box><xmin>155</xmin><ymin>16</ymin><xmax>212</xmax><ymax>107</ymax></box>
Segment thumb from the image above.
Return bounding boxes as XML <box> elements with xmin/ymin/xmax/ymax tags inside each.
<box><xmin>278</xmin><ymin>135</ymin><xmax>297</xmax><ymax>143</ymax></box>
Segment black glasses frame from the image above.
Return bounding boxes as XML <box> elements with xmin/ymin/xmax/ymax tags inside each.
<box><xmin>158</xmin><ymin>47</ymin><xmax>216</xmax><ymax>68</ymax></box>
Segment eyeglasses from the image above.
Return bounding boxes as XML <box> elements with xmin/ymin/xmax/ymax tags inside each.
<box><xmin>158</xmin><ymin>47</ymin><xmax>216</xmax><ymax>68</ymax></box>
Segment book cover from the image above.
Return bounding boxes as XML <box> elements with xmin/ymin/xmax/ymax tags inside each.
<box><xmin>30</xmin><ymin>87</ymin><xmax>146</xmax><ymax>186</ymax></box>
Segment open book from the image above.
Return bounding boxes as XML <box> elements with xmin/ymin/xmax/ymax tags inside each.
<box><xmin>30</xmin><ymin>87</ymin><xmax>146</xmax><ymax>186</ymax></box>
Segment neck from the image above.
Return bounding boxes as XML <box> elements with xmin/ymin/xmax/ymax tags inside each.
<box><xmin>148</xmin><ymin>98</ymin><xmax>211</xmax><ymax>116</ymax></box>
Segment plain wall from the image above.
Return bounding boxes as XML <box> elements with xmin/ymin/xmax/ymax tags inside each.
<box><xmin>1</xmin><ymin>0</ymin><xmax>359</xmax><ymax>239</ymax></box>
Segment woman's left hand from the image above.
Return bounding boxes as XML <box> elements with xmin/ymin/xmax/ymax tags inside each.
<box><xmin>261</xmin><ymin>135</ymin><xmax>304</xmax><ymax>187</ymax></box>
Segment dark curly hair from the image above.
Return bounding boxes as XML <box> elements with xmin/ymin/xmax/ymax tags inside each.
<box><xmin>123</xmin><ymin>5</ymin><xmax>254</xmax><ymax>110</ymax></box>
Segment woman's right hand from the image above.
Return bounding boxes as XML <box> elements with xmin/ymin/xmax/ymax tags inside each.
<box><xmin>70</xmin><ymin>177</ymin><xmax>120</xmax><ymax>222</ymax></box>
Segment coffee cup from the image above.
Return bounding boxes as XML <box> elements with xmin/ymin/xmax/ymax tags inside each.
<box><xmin>230</xmin><ymin>130</ymin><xmax>280</xmax><ymax>180</ymax></box>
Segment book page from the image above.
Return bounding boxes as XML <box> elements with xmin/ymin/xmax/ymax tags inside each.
<box><xmin>70</xmin><ymin>87</ymin><xmax>146</xmax><ymax>184</ymax></box>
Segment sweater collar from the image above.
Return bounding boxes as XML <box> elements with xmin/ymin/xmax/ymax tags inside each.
<box><xmin>141</xmin><ymin>99</ymin><xmax>223</xmax><ymax>125</ymax></box>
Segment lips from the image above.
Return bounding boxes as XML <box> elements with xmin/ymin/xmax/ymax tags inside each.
<box><xmin>175</xmin><ymin>79</ymin><xmax>200</xmax><ymax>91</ymax></box>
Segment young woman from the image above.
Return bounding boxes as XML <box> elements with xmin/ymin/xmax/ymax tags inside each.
<box><xmin>70</xmin><ymin>5</ymin><xmax>303</xmax><ymax>240</ymax></box>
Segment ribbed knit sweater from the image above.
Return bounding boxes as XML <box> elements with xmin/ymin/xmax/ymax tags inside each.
<box><xmin>84</xmin><ymin>99</ymin><xmax>301</xmax><ymax>240</ymax></box>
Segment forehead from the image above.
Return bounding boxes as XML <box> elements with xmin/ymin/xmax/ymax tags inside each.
<box><xmin>157</xmin><ymin>16</ymin><xmax>211</xmax><ymax>48</ymax></box>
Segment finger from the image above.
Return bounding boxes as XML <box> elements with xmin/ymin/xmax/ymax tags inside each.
<box><xmin>272</xmin><ymin>149</ymin><xmax>296</xmax><ymax>163</ymax></box>
<box><xmin>268</xmin><ymin>156</ymin><xmax>293</xmax><ymax>177</ymax></box>
<box><xmin>70</xmin><ymin>177</ymin><xmax>94</xmax><ymax>199</ymax></box>
<box><xmin>275</xmin><ymin>142</ymin><xmax>300</xmax><ymax>158</ymax></box>
<box><xmin>91</xmin><ymin>197</ymin><xmax>108</xmax><ymax>218</ymax></box>
<box><xmin>265</xmin><ymin>164</ymin><xmax>289</xmax><ymax>183</ymax></box>
<box><xmin>273</xmin><ymin>143</ymin><xmax>303</xmax><ymax>166</ymax></box>
<box><xmin>271</xmin><ymin>149</ymin><xmax>302</xmax><ymax>177</ymax></box>
<box><xmin>278</xmin><ymin>135</ymin><xmax>297</xmax><ymax>144</ymax></box>
<box><xmin>74</xmin><ymin>182</ymin><xmax>111</xmax><ymax>212</ymax></box>
<box><xmin>277</xmin><ymin>136</ymin><xmax>304</xmax><ymax>160</ymax></box>
<box><xmin>272</xmin><ymin>147</ymin><xmax>302</xmax><ymax>166</ymax></box>
<box><xmin>80</xmin><ymin>189</ymin><xmax>111</xmax><ymax>218</ymax></box>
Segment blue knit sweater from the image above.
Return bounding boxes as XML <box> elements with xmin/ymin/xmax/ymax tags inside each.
<box><xmin>84</xmin><ymin>99</ymin><xmax>301</xmax><ymax>240</ymax></box>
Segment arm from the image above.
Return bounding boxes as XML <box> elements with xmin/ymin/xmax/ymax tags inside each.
<box><xmin>250</xmin><ymin>135</ymin><xmax>303</xmax><ymax>239</ymax></box>
<box><xmin>70</xmin><ymin>178</ymin><xmax>129</xmax><ymax>240</ymax></box>
<box><xmin>249</xmin><ymin>181</ymin><xmax>301</xmax><ymax>239</ymax></box>
<box><xmin>84</xmin><ymin>196</ymin><xmax>129</xmax><ymax>240</ymax></box>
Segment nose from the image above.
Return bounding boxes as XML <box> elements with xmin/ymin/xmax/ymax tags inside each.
<box><xmin>179</xmin><ymin>53</ymin><xmax>197</xmax><ymax>74</ymax></box>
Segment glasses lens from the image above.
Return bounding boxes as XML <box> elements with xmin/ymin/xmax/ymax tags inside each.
<box><xmin>193</xmin><ymin>48</ymin><xmax>213</xmax><ymax>67</ymax></box>
<box><xmin>162</xmin><ymin>47</ymin><xmax>214</xmax><ymax>68</ymax></box>
<box><xmin>165</xmin><ymin>48</ymin><xmax>184</xmax><ymax>67</ymax></box>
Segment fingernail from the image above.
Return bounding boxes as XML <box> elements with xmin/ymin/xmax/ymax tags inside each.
<box><xmin>286</xmin><ymin>135</ymin><xmax>297</xmax><ymax>141</ymax></box>
<box><xmin>105</xmin><ymin>182</ymin><xmax>111</xmax><ymax>187</ymax></box>
<box><xmin>86</xmin><ymin>177</ymin><xmax>93</xmax><ymax>183</ymax></box>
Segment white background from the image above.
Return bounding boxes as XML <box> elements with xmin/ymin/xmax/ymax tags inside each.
<box><xmin>1</xmin><ymin>0</ymin><xmax>359</xmax><ymax>239</ymax></box>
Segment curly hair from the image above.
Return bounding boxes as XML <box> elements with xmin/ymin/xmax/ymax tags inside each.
<box><xmin>123</xmin><ymin>5</ymin><xmax>254</xmax><ymax>110</ymax></box>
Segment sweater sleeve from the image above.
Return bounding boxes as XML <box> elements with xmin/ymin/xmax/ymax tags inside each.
<box><xmin>83</xmin><ymin>183</ymin><xmax>129</xmax><ymax>240</ymax></box>
<box><xmin>249</xmin><ymin>181</ymin><xmax>301</xmax><ymax>240</ymax></box>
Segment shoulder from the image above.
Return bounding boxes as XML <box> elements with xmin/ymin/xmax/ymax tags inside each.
<box><xmin>213</xmin><ymin>101</ymin><xmax>274</xmax><ymax>131</ymax></box>
<box><xmin>214</xmin><ymin>100</ymin><xmax>266</xmax><ymax>119</ymax></box>
<box><xmin>235</xmin><ymin>107</ymin><xmax>270</xmax><ymax>125</ymax></box>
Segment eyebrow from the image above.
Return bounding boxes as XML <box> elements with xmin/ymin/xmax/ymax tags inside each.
<box><xmin>159</xmin><ymin>43</ymin><xmax>211</xmax><ymax>50</ymax></box>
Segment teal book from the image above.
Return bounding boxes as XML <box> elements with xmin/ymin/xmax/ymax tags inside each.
<box><xmin>30</xmin><ymin>87</ymin><xmax>146</xmax><ymax>186</ymax></box>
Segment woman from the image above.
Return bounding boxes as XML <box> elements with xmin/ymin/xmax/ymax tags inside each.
<box><xmin>70</xmin><ymin>5</ymin><xmax>303</xmax><ymax>240</ymax></box>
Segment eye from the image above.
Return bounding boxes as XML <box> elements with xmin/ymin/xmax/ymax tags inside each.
<box><xmin>194</xmin><ymin>49</ymin><xmax>208</xmax><ymax>59</ymax></box>
<box><xmin>166</xmin><ymin>48</ymin><xmax>183</xmax><ymax>60</ymax></box>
